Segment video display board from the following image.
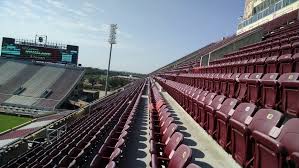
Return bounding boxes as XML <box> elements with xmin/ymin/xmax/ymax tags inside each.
<box><xmin>1</xmin><ymin>37</ymin><xmax>78</xmax><ymax>65</ymax></box>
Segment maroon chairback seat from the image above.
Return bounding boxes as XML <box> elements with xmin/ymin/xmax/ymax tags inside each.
<box><xmin>230</xmin><ymin>108</ymin><xmax>283</xmax><ymax>167</ymax></box>
<box><xmin>246</xmin><ymin>58</ymin><xmax>257</xmax><ymax>73</ymax></box>
<box><xmin>236</xmin><ymin>73</ymin><xmax>251</xmax><ymax>101</ymax></box>
<box><xmin>214</xmin><ymin>73</ymin><xmax>225</xmax><ymax>94</ymax></box>
<box><xmin>252</xmin><ymin>118</ymin><xmax>299</xmax><ymax>168</ymax></box>
<box><xmin>220</xmin><ymin>73</ymin><xmax>232</xmax><ymax>96</ymax></box>
<box><xmin>184</xmin><ymin>87</ymin><xmax>197</xmax><ymax>111</ymax></box>
<box><xmin>150</xmin><ymin>132</ymin><xmax>184</xmax><ymax>159</ymax></box>
<box><xmin>277</xmin><ymin>73</ymin><xmax>299</xmax><ymax>117</ymax></box>
<box><xmin>265</xmin><ymin>46</ymin><xmax>280</xmax><ymax>73</ymax></box>
<box><xmin>188</xmin><ymin>88</ymin><xmax>203</xmax><ymax>115</ymax></box>
<box><xmin>90</xmin><ymin>148</ymin><xmax>122</xmax><ymax>168</ymax></box>
<box><xmin>227</xmin><ymin>73</ymin><xmax>241</xmax><ymax>98</ymax></box>
<box><xmin>192</xmin><ymin>91</ymin><xmax>209</xmax><ymax>120</ymax></box>
<box><xmin>215</xmin><ymin>98</ymin><xmax>239</xmax><ymax>149</ymax></box>
<box><xmin>167</xmin><ymin>144</ymin><xmax>192</xmax><ymax>168</ymax></box>
<box><xmin>198</xmin><ymin>92</ymin><xmax>217</xmax><ymax>127</ymax></box>
<box><xmin>203</xmin><ymin>74</ymin><xmax>213</xmax><ymax>90</ymax></box>
<box><xmin>245</xmin><ymin>73</ymin><xmax>263</xmax><ymax>104</ymax></box>
<box><xmin>278</xmin><ymin>40</ymin><xmax>293</xmax><ymax>74</ymax></box>
<box><xmin>228</xmin><ymin>103</ymin><xmax>257</xmax><ymax>154</ymax></box>
<box><xmin>208</xmin><ymin>73</ymin><xmax>218</xmax><ymax>92</ymax></box>
<box><xmin>206</xmin><ymin>95</ymin><xmax>226</xmax><ymax>136</ymax></box>
<box><xmin>255</xmin><ymin>57</ymin><xmax>267</xmax><ymax>73</ymax></box>
<box><xmin>260</xmin><ymin>73</ymin><xmax>280</xmax><ymax>109</ymax></box>
<box><xmin>239</xmin><ymin>59</ymin><xmax>248</xmax><ymax>73</ymax></box>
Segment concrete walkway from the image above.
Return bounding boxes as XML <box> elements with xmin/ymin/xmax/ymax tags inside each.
<box><xmin>159</xmin><ymin>88</ymin><xmax>241</xmax><ymax>168</ymax></box>
<box><xmin>119</xmin><ymin>85</ymin><xmax>151</xmax><ymax>168</ymax></box>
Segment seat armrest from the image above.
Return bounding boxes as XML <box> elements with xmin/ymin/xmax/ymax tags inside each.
<box><xmin>205</xmin><ymin>105</ymin><xmax>215</xmax><ymax>113</ymax></box>
<box><xmin>229</xmin><ymin>118</ymin><xmax>249</xmax><ymax>135</ymax></box>
<box><xmin>252</xmin><ymin>130</ymin><xmax>286</xmax><ymax>154</ymax></box>
<box><xmin>216</xmin><ymin>110</ymin><xmax>230</xmax><ymax>122</ymax></box>
<box><xmin>291</xmin><ymin>152</ymin><xmax>299</xmax><ymax>165</ymax></box>
<box><xmin>260</xmin><ymin>79</ymin><xmax>277</xmax><ymax>85</ymax></box>
<box><xmin>246</xmin><ymin>79</ymin><xmax>260</xmax><ymax>85</ymax></box>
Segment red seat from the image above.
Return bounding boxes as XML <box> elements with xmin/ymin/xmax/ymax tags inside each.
<box><xmin>192</xmin><ymin>91</ymin><xmax>209</xmax><ymax>120</ymax></box>
<box><xmin>278</xmin><ymin>42</ymin><xmax>293</xmax><ymax>74</ymax></box>
<box><xmin>188</xmin><ymin>88</ymin><xmax>203</xmax><ymax>115</ymax></box>
<box><xmin>206</xmin><ymin>95</ymin><xmax>226</xmax><ymax>136</ymax></box>
<box><xmin>198</xmin><ymin>92</ymin><xmax>217</xmax><ymax>127</ymax></box>
<box><xmin>219</xmin><ymin>73</ymin><xmax>231</xmax><ymax>95</ymax></box>
<box><xmin>214</xmin><ymin>73</ymin><xmax>225</xmax><ymax>94</ymax></box>
<box><xmin>167</xmin><ymin>144</ymin><xmax>192</xmax><ymax>168</ymax></box>
<box><xmin>260</xmin><ymin>73</ymin><xmax>280</xmax><ymax>109</ymax></box>
<box><xmin>245</xmin><ymin>73</ymin><xmax>263</xmax><ymax>104</ymax></box>
<box><xmin>246</xmin><ymin>58</ymin><xmax>257</xmax><ymax>73</ymax></box>
<box><xmin>215</xmin><ymin>98</ymin><xmax>239</xmax><ymax>149</ymax></box>
<box><xmin>277</xmin><ymin>73</ymin><xmax>299</xmax><ymax>117</ymax></box>
<box><xmin>253</xmin><ymin>118</ymin><xmax>299</xmax><ymax>168</ymax></box>
<box><xmin>236</xmin><ymin>73</ymin><xmax>251</xmax><ymax>101</ymax></box>
<box><xmin>255</xmin><ymin>57</ymin><xmax>267</xmax><ymax>73</ymax></box>
<box><xmin>150</xmin><ymin>132</ymin><xmax>184</xmax><ymax>159</ymax></box>
<box><xmin>230</xmin><ymin>108</ymin><xmax>283</xmax><ymax>167</ymax></box>
<box><xmin>227</xmin><ymin>73</ymin><xmax>241</xmax><ymax>98</ymax></box>
<box><xmin>265</xmin><ymin>45</ymin><xmax>280</xmax><ymax>73</ymax></box>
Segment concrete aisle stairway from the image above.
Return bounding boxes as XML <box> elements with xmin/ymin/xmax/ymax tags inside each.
<box><xmin>119</xmin><ymin>84</ymin><xmax>151</xmax><ymax>168</ymax></box>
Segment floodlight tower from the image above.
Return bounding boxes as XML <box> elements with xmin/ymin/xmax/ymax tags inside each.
<box><xmin>105</xmin><ymin>24</ymin><xmax>118</xmax><ymax>96</ymax></box>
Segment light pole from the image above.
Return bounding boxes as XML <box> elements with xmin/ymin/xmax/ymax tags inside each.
<box><xmin>105</xmin><ymin>24</ymin><xmax>118</xmax><ymax>96</ymax></box>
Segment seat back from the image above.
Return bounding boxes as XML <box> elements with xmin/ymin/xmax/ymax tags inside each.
<box><xmin>246</xmin><ymin>73</ymin><xmax>263</xmax><ymax>104</ymax></box>
<box><xmin>164</xmin><ymin>132</ymin><xmax>184</xmax><ymax>159</ymax></box>
<box><xmin>247</xmin><ymin>58</ymin><xmax>257</xmax><ymax>73</ymax></box>
<box><xmin>260</xmin><ymin>73</ymin><xmax>279</xmax><ymax>109</ymax></box>
<box><xmin>209</xmin><ymin>95</ymin><xmax>226</xmax><ymax>109</ymax></box>
<box><xmin>214</xmin><ymin>73</ymin><xmax>225</xmax><ymax>93</ymax></box>
<box><xmin>278</xmin><ymin>118</ymin><xmax>299</xmax><ymax>155</ymax></box>
<box><xmin>162</xmin><ymin>123</ymin><xmax>178</xmax><ymax>144</ymax></box>
<box><xmin>218</xmin><ymin>98</ymin><xmax>239</xmax><ymax>115</ymax></box>
<box><xmin>203</xmin><ymin>92</ymin><xmax>217</xmax><ymax>105</ymax></box>
<box><xmin>255</xmin><ymin>57</ymin><xmax>266</xmax><ymax>73</ymax></box>
<box><xmin>278</xmin><ymin>73</ymin><xmax>299</xmax><ymax>117</ymax></box>
<box><xmin>248</xmin><ymin>109</ymin><xmax>284</xmax><ymax>135</ymax></box>
<box><xmin>168</xmin><ymin>144</ymin><xmax>192</xmax><ymax>168</ymax></box>
<box><xmin>236</xmin><ymin>73</ymin><xmax>251</xmax><ymax>100</ymax></box>
<box><xmin>220</xmin><ymin>73</ymin><xmax>232</xmax><ymax>95</ymax></box>
<box><xmin>228</xmin><ymin>73</ymin><xmax>241</xmax><ymax>98</ymax></box>
<box><xmin>231</xmin><ymin>103</ymin><xmax>257</xmax><ymax>122</ymax></box>
<box><xmin>195</xmin><ymin>91</ymin><xmax>209</xmax><ymax>102</ymax></box>
<box><xmin>161</xmin><ymin>117</ymin><xmax>175</xmax><ymax>134</ymax></box>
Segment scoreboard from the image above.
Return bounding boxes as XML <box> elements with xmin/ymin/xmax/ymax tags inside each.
<box><xmin>1</xmin><ymin>37</ymin><xmax>78</xmax><ymax>65</ymax></box>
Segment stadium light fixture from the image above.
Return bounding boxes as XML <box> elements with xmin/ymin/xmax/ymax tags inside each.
<box><xmin>105</xmin><ymin>24</ymin><xmax>118</xmax><ymax>96</ymax></box>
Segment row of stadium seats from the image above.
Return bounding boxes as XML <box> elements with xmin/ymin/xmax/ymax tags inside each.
<box><xmin>155</xmin><ymin>76</ymin><xmax>299</xmax><ymax>168</ymax></box>
<box><xmin>1</xmin><ymin>79</ymin><xmax>145</xmax><ymax>168</ymax></box>
<box><xmin>148</xmin><ymin>81</ymin><xmax>199</xmax><ymax>168</ymax></box>
<box><xmin>195</xmin><ymin>36</ymin><xmax>299</xmax><ymax>74</ymax></box>
<box><xmin>160</xmin><ymin>72</ymin><xmax>299</xmax><ymax>118</ymax></box>
<box><xmin>89</xmin><ymin>82</ymin><xmax>144</xmax><ymax>168</ymax></box>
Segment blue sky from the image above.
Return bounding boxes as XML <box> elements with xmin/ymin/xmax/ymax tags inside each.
<box><xmin>0</xmin><ymin>0</ymin><xmax>244</xmax><ymax>74</ymax></box>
